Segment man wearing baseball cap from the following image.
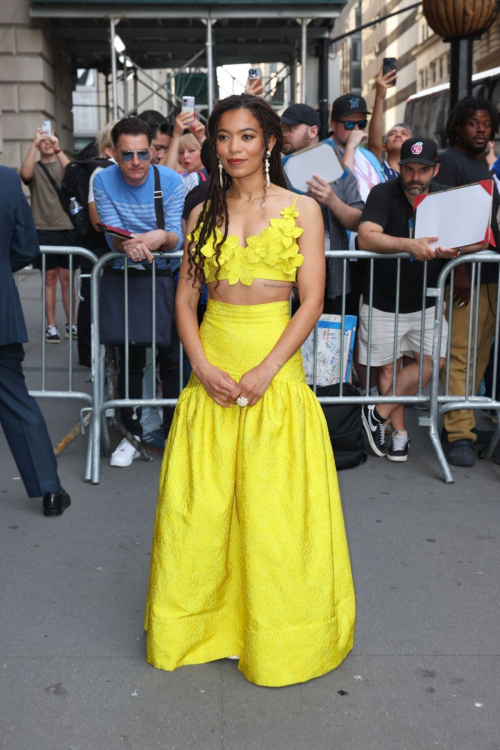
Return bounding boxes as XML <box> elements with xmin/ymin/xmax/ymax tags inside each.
<box><xmin>281</xmin><ymin>104</ymin><xmax>321</xmax><ymax>155</ymax></box>
<box><xmin>280</xmin><ymin>104</ymin><xmax>364</xmax><ymax>314</ymax></box>
<box><xmin>356</xmin><ymin>137</ymin><xmax>462</xmax><ymax>462</ymax></box>
<box><xmin>326</xmin><ymin>93</ymin><xmax>385</xmax><ymax>204</ymax></box>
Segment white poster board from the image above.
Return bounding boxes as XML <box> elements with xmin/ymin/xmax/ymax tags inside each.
<box><xmin>283</xmin><ymin>142</ymin><xmax>344</xmax><ymax>193</ymax></box>
<box><xmin>413</xmin><ymin>181</ymin><xmax>493</xmax><ymax>250</ymax></box>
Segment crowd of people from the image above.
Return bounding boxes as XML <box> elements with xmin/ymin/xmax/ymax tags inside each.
<box><xmin>3</xmin><ymin>68</ymin><xmax>500</xmax><ymax>512</ymax></box>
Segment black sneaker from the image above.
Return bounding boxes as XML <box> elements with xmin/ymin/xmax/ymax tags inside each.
<box><xmin>362</xmin><ymin>404</ymin><xmax>387</xmax><ymax>457</ymax></box>
<box><xmin>387</xmin><ymin>431</ymin><xmax>410</xmax><ymax>462</ymax></box>
<box><xmin>46</xmin><ymin>325</ymin><xmax>61</xmax><ymax>344</ymax></box>
<box><xmin>65</xmin><ymin>323</ymin><xmax>78</xmax><ymax>340</ymax></box>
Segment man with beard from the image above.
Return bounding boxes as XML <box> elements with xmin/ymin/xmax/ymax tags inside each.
<box><xmin>435</xmin><ymin>96</ymin><xmax>500</xmax><ymax>466</ymax></box>
<box><xmin>357</xmin><ymin>137</ymin><xmax>461</xmax><ymax>462</ymax></box>
<box><xmin>280</xmin><ymin>104</ymin><xmax>364</xmax><ymax>314</ymax></box>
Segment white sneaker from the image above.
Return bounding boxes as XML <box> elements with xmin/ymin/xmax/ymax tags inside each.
<box><xmin>110</xmin><ymin>436</ymin><xmax>141</xmax><ymax>467</ymax></box>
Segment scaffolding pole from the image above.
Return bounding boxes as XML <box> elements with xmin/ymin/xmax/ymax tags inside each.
<box><xmin>205</xmin><ymin>16</ymin><xmax>216</xmax><ymax>114</ymax></box>
<box><xmin>110</xmin><ymin>18</ymin><xmax>118</xmax><ymax>119</ymax></box>
<box><xmin>300</xmin><ymin>18</ymin><xmax>311</xmax><ymax>104</ymax></box>
<box><xmin>123</xmin><ymin>57</ymin><xmax>129</xmax><ymax>115</ymax></box>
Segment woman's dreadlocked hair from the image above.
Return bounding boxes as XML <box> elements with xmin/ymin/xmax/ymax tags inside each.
<box><xmin>445</xmin><ymin>95</ymin><xmax>499</xmax><ymax>146</ymax></box>
<box><xmin>188</xmin><ymin>94</ymin><xmax>287</xmax><ymax>285</ymax></box>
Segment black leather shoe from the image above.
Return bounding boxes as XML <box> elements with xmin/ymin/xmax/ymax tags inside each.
<box><xmin>43</xmin><ymin>489</ymin><xmax>71</xmax><ymax>517</ymax></box>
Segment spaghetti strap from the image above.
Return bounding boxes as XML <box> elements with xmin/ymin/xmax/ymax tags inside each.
<box><xmin>291</xmin><ymin>194</ymin><xmax>300</xmax><ymax>208</ymax></box>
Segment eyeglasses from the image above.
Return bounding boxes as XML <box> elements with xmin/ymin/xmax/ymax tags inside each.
<box><xmin>120</xmin><ymin>149</ymin><xmax>151</xmax><ymax>162</ymax></box>
<box><xmin>337</xmin><ymin>119</ymin><xmax>368</xmax><ymax>130</ymax></box>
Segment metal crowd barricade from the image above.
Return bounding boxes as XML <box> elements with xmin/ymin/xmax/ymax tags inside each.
<box><xmin>88</xmin><ymin>249</ymin><xmax>500</xmax><ymax>485</ymax></box>
<box><xmin>425</xmin><ymin>251</ymin><xmax>500</xmax><ymax>484</ymax></box>
<box><xmin>24</xmin><ymin>245</ymin><xmax>99</xmax><ymax>481</ymax></box>
<box><xmin>90</xmin><ymin>251</ymin><xmax>184</xmax><ymax>484</ymax></box>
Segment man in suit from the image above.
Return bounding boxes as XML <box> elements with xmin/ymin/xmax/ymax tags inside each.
<box><xmin>0</xmin><ymin>166</ymin><xmax>71</xmax><ymax>516</ymax></box>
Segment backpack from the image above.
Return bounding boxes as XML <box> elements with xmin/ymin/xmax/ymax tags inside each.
<box><xmin>61</xmin><ymin>158</ymin><xmax>114</xmax><ymax>237</ymax></box>
<box><xmin>312</xmin><ymin>382</ymin><xmax>367</xmax><ymax>470</ymax></box>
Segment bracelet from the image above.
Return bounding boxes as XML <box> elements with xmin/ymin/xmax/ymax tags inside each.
<box><xmin>53</xmin><ymin>148</ymin><xmax>62</xmax><ymax>154</ymax></box>
<box><xmin>454</xmin><ymin>248</ymin><xmax>462</xmax><ymax>258</ymax></box>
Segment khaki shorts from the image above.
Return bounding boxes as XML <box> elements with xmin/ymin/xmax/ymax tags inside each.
<box><xmin>357</xmin><ymin>302</ymin><xmax>448</xmax><ymax>367</ymax></box>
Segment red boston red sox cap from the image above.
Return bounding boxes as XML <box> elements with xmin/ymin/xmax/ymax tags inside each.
<box><xmin>399</xmin><ymin>136</ymin><xmax>439</xmax><ymax>166</ymax></box>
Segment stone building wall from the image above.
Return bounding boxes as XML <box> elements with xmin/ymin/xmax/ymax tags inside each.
<box><xmin>0</xmin><ymin>0</ymin><xmax>74</xmax><ymax>171</ymax></box>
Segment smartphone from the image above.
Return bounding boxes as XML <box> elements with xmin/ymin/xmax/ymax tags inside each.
<box><xmin>181</xmin><ymin>96</ymin><xmax>195</xmax><ymax>125</ymax></box>
<box><xmin>382</xmin><ymin>58</ymin><xmax>397</xmax><ymax>85</ymax></box>
<box><xmin>248</xmin><ymin>68</ymin><xmax>262</xmax><ymax>79</ymax></box>
<box><xmin>41</xmin><ymin>119</ymin><xmax>52</xmax><ymax>136</ymax></box>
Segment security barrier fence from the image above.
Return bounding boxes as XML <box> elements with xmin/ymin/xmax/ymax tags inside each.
<box><xmin>18</xmin><ymin>246</ymin><xmax>99</xmax><ymax>482</ymax></box>
<box><xmin>19</xmin><ymin>247</ymin><xmax>500</xmax><ymax>485</ymax></box>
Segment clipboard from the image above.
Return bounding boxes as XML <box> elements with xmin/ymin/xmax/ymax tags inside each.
<box><xmin>283</xmin><ymin>142</ymin><xmax>345</xmax><ymax>193</ymax></box>
<box><xmin>413</xmin><ymin>180</ymin><xmax>495</xmax><ymax>249</ymax></box>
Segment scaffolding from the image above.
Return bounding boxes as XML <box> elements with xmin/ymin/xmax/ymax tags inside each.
<box><xmin>31</xmin><ymin>1</ymin><xmax>345</xmax><ymax>129</ymax></box>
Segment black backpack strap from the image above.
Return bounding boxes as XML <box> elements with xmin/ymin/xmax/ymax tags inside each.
<box><xmin>153</xmin><ymin>165</ymin><xmax>164</xmax><ymax>231</ymax></box>
<box><xmin>38</xmin><ymin>162</ymin><xmax>63</xmax><ymax>200</ymax></box>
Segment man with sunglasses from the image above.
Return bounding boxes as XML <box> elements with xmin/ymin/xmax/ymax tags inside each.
<box><xmin>93</xmin><ymin>117</ymin><xmax>184</xmax><ymax>467</ymax></box>
<box><xmin>326</xmin><ymin>94</ymin><xmax>385</xmax><ymax>206</ymax></box>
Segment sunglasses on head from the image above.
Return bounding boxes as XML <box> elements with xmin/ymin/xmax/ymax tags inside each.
<box><xmin>338</xmin><ymin>119</ymin><xmax>368</xmax><ymax>130</ymax></box>
<box><xmin>120</xmin><ymin>149</ymin><xmax>151</xmax><ymax>162</ymax></box>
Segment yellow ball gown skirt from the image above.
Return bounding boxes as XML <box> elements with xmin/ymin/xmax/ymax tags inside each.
<box><xmin>144</xmin><ymin>299</ymin><xmax>355</xmax><ymax>687</ymax></box>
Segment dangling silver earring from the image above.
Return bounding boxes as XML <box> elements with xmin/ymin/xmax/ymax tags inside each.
<box><xmin>265</xmin><ymin>150</ymin><xmax>271</xmax><ymax>187</ymax></box>
<box><xmin>218</xmin><ymin>160</ymin><xmax>224</xmax><ymax>188</ymax></box>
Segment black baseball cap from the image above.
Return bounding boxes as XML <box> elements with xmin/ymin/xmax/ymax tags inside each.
<box><xmin>330</xmin><ymin>93</ymin><xmax>371</xmax><ymax>120</ymax></box>
<box><xmin>281</xmin><ymin>104</ymin><xmax>321</xmax><ymax>128</ymax></box>
<box><xmin>399</xmin><ymin>136</ymin><xmax>439</xmax><ymax>166</ymax></box>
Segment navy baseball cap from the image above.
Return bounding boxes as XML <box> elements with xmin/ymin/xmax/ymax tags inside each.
<box><xmin>399</xmin><ymin>136</ymin><xmax>439</xmax><ymax>166</ymax></box>
<box><xmin>281</xmin><ymin>104</ymin><xmax>321</xmax><ymax>128</ymax></box>
<box><xmin>330</xmin><ymin>93</ymin><xmax>371</xmax><ymax>120</ymax></box>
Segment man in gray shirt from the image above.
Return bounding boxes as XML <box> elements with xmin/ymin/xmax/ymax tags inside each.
<box><xmin>281</xmin><ymin>104</ymin><xmax>364</xmax><ymax>313</ymax></box>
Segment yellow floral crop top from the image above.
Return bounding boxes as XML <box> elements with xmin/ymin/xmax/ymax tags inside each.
<box><xmin>188</xmin><ymin>195</ymin><xmax>304</xmax><ymax>286</ymax></box>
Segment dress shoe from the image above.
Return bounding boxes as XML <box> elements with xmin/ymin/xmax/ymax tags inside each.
<box><xmin>43</xmin><ymin>489</ymin><xmax>71</xmax><ymax>517</ymax></box>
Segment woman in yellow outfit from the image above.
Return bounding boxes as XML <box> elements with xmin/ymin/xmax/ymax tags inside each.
<box><xmin>144</xmin><ymin>94</ymin><xmax>355</xmax><ymax>687</ymax></box>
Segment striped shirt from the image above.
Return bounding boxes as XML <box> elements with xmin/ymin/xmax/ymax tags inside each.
<box><xmin>93</xmin><ymin>163</ymin><xmax>184</xmax><ymax>270</ymax></box>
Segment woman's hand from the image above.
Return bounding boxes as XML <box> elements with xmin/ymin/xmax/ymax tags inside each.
<box><xmin>174</xmin><ymin>111</ymin><xmax>196</xmax><ymax>137</ymax></box>
<box><xmin>229</xmin><ymin>363</ymin><xmax>275</xmax><ymax>407</ymax></box>
<box><xmin>195</xmin><ymin>361</ymin><xmax>238</xmax><ymax>407</ymax></box>
<box><xmin>189</xmin><ymin>119</ymin><xmax>206</xmax><ymax>144</ymax></box>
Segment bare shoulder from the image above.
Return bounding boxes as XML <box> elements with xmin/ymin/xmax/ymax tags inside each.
<box><xmin>294</xmin><ymin>194</ymin><xmax>322</xmax><ymax>224</ymax></box>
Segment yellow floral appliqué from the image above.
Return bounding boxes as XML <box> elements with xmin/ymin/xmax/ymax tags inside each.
<box><xmin>190</xmin><ymin>202</ymin><xmax>304</xmax><ymax>285</ymax></box>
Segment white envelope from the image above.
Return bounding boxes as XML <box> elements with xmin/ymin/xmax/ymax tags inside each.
<box><xmin>283</xmin><ymin>142</ymin><xmax>345</xmax><ymax>193</ymax></box>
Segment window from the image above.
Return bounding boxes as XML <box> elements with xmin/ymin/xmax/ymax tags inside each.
<box><xmin>439</xmin><ymin>57</ymin><xmax>443</xmax><ymax>79</ymax></box>
<box><xmin>431</xmin><ymin>62</ymin><xmax>436</xmax><ymax>83</ymax></box>
<box><xmin>420</xmin><ymin>69</ymin><xmax>428</xmax><ymax>90</ymax></box>
<box><xmin>447</xmin><ymin>53</ymin><xmax>450</xmax><ymax>75</ymax></box>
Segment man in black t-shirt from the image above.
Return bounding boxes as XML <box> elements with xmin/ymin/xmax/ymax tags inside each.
<box><xmin>357</xmin><ymin>137</ymin><xmax>481</xmax><ymax>462</ymax></box>
<box><xmin>437</xmin><ymin>96</ymin><xmax>500</xmax><ymax>467</ymax></box>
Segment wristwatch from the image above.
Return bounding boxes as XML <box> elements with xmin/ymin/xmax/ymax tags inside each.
<box><xmin>53</xmin><ymin>148</ymin><xmax>62</xmax><ymax>154</ymax></box>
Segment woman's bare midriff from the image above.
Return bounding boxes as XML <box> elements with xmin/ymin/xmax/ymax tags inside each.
<box><xmin>207</xmin><ymin>278</ymin><xmax>294</xmax><ymax>306</ymax></box>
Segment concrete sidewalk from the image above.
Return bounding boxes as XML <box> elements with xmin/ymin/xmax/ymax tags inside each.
<box><xmin>1</xmin><ymin>270</ymin><xmax>499</xmax><ymax>750</ymax></box>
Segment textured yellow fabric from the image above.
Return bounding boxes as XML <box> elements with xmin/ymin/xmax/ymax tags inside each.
<box><xmin>188</xmin><ymin>196</ymin><xmax>305</xmax><ymax>286</ymax></box>
<box><xmin>145</xmin><ymin>299</ymin><xmax>356</xmax><ymax>687</ymax></box>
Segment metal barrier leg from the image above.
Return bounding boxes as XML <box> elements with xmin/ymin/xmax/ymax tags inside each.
<box><xmin>100</xmin><ymin>347</ymin><xmax>112</xmax><ymax>457</ymax></box>
<box><xmin>84</xmin><ymin>419</ymin><xmax>93</xmax><ymax>482</ymax></box>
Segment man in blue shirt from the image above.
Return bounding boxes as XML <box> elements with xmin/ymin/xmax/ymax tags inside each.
<box><xmin>93</xmin><ymin>117</ymin><xmax>184</xmax><ymax>466</ymax></box>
